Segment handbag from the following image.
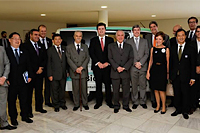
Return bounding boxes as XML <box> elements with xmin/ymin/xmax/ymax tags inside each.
<box><xmin>166</xmin><ymin>80</ymin><xmax>174</xmax><ymax>96</ymax></box>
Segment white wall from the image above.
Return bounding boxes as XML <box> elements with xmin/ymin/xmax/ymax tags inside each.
<box><xmin>0</xmin><ymin>20</ymin><xmax>66</xmax><ymax>41</ymax></box>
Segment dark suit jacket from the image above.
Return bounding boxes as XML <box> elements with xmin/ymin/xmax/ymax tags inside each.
<box><xmin>21</xmin><ymin>40</ymin><xmax>46</xmax><ymax>77</ymax></box>
<box><xmin>169</xmin><ymin>42</ymin><xmax>196</xmax><ymax>82</ymax></box>
<box><xmin>39</xmin><ymin>37</ymin><xmax>52</xmax><ymax>50</ymax></box>
<box><xmin>6</xmin><ymin>46</ymin><xmax>33</xmax><ymax>86</ymax></box>
<box><xmin>89</xmin><ymin>36</ymin><xmax>114</xmax><ymax>70</ymax></box>
<box><xmin>189</xmin><ymin>40</ymin><xmax>200</xmax><ymax>66</ymax></box>
<box><xmin>145</xmin><ymin>33</ymin><xmax>170</xmax><ymax>49</ymax></box>
<box><xmin>108</xmin><ymin>42</ymin><xmax>134</xmax><ymax>79</ymax></box>
<box><xmin>0</xmin><ymin>38</ymin><xmax>10</xmax><ymax>48</ymax></box>
<box><xmin>186</xmin><ymin>30</ymin><xmax>196</xmax><ymax>43</ymax></box>
<box><xmin>170</xmin><ymin>37</ymin><xmax>177</xmax><ymax>48</ymax></box>
<box><xmin>47</xmin><ymin>45</ymin><xmax>68</xmax><ymax>80</ymax></box>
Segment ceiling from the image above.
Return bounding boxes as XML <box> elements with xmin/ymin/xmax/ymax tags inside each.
<box><xmin>0</xmin><ymin>0</ymin><xmax>199</xmax><ymax>24</ymax></box>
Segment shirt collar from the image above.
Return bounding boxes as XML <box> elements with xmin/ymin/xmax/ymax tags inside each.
<box><xmin>178</xmin><ymin>42</ymin><xmax>185</xmax><ymax>48</ymax></box>
<box><xmin>30</xmin><ymin>39</ymin><xmax>37</xmax><ymax>45</ymax></box>
<box><xmin>11</xmin><ymin>46</ymin><xmax>19</xmax><ymax>51</ymax></box>
<box><xmin>99</xmin><ymin>36</ymin><xmax>105</xmax><ymax>40</ymax></box>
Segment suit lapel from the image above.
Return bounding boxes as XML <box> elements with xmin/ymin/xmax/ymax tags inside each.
<box><xmin>114</xmin><ymin>42</ymin><xmax>120</xmax><ymax>53</ymax></box>
<box><xmin>132</xmin><ymin>38</ymin><xmax>138</xmax><ymax>51</ymax></box>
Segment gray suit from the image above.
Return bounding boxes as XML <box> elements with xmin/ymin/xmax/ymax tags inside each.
<box><xmin>126</xmin><ymin>37</ymin><xmax>149</xmax><ymax>105</ymax></box>
<box><xmin>0</xmin><ymin>46</ymin><xmax>10</xmax><ymax>127</ymax></box>
<box><xmin>66</xmin><ymin>43</ymin><xmax>90</xmax><ymax>107</ymax></box>
<box><xmin>108</xmin><ymin>42</ymin><xmax>133</xmax><ymax>109</ymax></box>
<box><xmin>47</xmin><ymin>45</ymin><xmax>68</xmax><ymax>108</ymax></box>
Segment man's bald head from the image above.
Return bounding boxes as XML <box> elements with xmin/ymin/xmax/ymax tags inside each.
<box><xmin>173</xmin><ymin>25</ymin><xmax>182</xmax><ymax>36</ymax></box>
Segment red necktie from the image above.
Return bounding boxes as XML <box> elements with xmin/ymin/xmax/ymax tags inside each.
<box><xmin>153</xmin><ymin>36</ymin><xmax>156</xmax><ymax>47</ymax></box>
<box><xmin>101</xmin><ymin>38</ymin><xmax>104</xmax><ymax>51</ymax></box>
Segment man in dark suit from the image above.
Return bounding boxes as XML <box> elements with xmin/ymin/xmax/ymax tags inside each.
<box><xmin>0</xmin><ymin>46</ymin><xmax>16</xmax><ymax>130</ymax></box>
<box><xmin>22</xmin><ymin>29</ymin><xmax>47</xmax><ymax>118</ymax></box>
<box><xmin>66</xmin><ymin>31</ymin><xmax>90</xmax><ymax>111</ymax></box>
<box><xmin>186</xmin><ymin>17</ymin><xmax>198</xmax><ymax>42</ymax></box>
<box><xmin>126</xmin><ymin>25</ymin><xmax>149</xmax><ymax>109</ymax></box>
<box><xmin>38</xmin><ymin>24</ymin><xmax>53</xmax><ymax>107</ymax></box>
<box><xmin>0</xmin><ymin>31</ymin><xmax>9</xmax><ymax>49</ymax></box>
<box><xmin>170</xmin><ymin>28</ymin><xmax>196</xmax><ymax>119</ymax></box>
<box><xmin>89</xmin><ymin>22</ymin><xmax>114</xmax><ymax>109</ymax></box>
<box><xmin>6</xmin><ymin>32</ymin><xmax>33</xmax><ymax>126</ymax></box>
<box><xmin>188</xmin><ymin>25</ymin><xmax>200</xmax><ymax>114</ymax></box>
<box><xmin>108</xmin><ymin>30</ymin><xmax>133</xmax><ymax>113</ymax></box>
<box><xmin>47</xmin><ymin>34</ymin><xmax>68</xmax><ymax>112</ymax></box>
<box><xmin>144</xmin><ymin>21</ymin><xmax>170</xmax><ymax>108</ymax></box>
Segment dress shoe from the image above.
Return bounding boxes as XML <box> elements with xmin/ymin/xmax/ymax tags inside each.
<box><xmin>36</xmin><ymin>109</ymin><xmax>47</xmax><ymax>113</ymax></box>
<box><xmin>45</xmin><ymin>103</ymin><xmax>53</xmax><ymax>107</ymax></box>
<box><xmin>107</xmin><ymin>103</ymin><xmax>114</xmax><ymax>108</ymax></box>
<box><xmin>132</xmin><ymin>104</ymin><xmax>138</xmax><ymax>109</ymax></box>
<box><xmin>154</xmin><ymin>109</ymin><xmax>160</xmax><ymax>113</ymax></box>
<box><xmin>188</xmin><ymin>108</ymin><xmax>195</xmax><ymax>115</ymax></box>
<box><xmin>114</xmin><ymin>109</ymin><xmax>119</xmax><ymax>113</ymax></box>
<box><xmin>182</xmin><ymin>113</ymin><xmax>189</xmax><ymax>119</ymax></box>
<box><xmin>151</xmin><ymin>102</ymin><xmax>157</xmax><ymax>108</ymax></box>
<box><xmin>161</xmin><ymin>110</ymin><xmax>166</xmax><ymax>114</ymax></box>
<box><xmin>123</xmin><ymin>107</ymin><xmax>132</xmax><ymax>112</ymax></box>
<box><xmin>140</xmin><ymin>104</ymin><xmax>147</xmax><ymax>109</ymax></box>
<box><xmin>11</xmin><ymin>119</ymin><xmax>18</xmax><ymax>126</ymax></box>
<box><xmin>60</xmin><ymin>106</ymin><xmax>68</xmax><ymax>110</ymax></box>
<box><xmin>54</xmin><ymin>108</ymin><xmax>60</xmax><ymax>112</ymax></box>
<box><xmin>94</xmin><ymin>104</ymin><xmax>102</xmax><ymax>109</ymax></box>
<box><xmin>0</xmin><ymin>124</ymin><xmax>17</xmax><ymax>130</ymax></box>
<box><xmin>22</xmin><ymin>117</ymin><xmax>33</xmax><ymax>123</ymax></box>
<box><xmin>83</xmin><ymin>105</ymin><xmax>89</xmax><ymax>110</ymax></box>
<box><xmin>28</xmin><ymin>113</ymin><xmax>33</xmax><ymax>118</ymax></box>
<box><xmin>171</xmin><ymin>110</ymin><xmax>181</xmax><ymax>116</ymax></box>
<box><xmin>73</xmin><ymin>106</ymin><xmax>80</xmax><ymax>111</ymax></box>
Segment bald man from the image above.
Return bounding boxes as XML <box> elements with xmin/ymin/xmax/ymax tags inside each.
<box><xmin>170</xmin><ymin>25</ymin><xmax>182</xmax><ymax>48</ymax></box>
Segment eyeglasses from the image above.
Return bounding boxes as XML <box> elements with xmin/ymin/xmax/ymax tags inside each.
<box><xmin>189</xmin><ymin>21</ymin><xmax>196</xmax><ymax>24</ymax></box>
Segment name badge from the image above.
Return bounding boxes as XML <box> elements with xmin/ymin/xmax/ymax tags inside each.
<box><xmin>185</xmin><ymin>55</ymin><xmax>188</xmax><ymax>58</ymax></box>
<box><xmin>155</xmin><ymin>51</ymin><xmax>157</xmax><ymax>53</ymax></box>
<box><xmin>38</xmin><ymin>46</ymin><xmax>41</xmax><ymax>49</ymax></box>
<box><xmin>62</xmin><ymin>50</ymin><xmax>65</xmax><ymax>53</ymax></box>
<box><xmin>20</xmin><ymin>51</ymin><xmax>23</xmax><ymax>54</ymax></box>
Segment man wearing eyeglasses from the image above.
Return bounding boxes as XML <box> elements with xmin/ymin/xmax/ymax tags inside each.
<box><xmin>186</xmin><ymin>17</ymin><xmax>198</xmax><ymax>42</ymax></box>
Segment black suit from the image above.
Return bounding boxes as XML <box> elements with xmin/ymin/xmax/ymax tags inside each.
<box><xmin>89</xmin><ymin>36</ymin><xmax>114</xmax><ymax>105</ymax></box>
<box><xmin>186</xmin><ymin>30</ymin><xmax>196</xmax><ymax>43</ymax></box>
<box><xmin>0</xmin><ymin>38</ymin><xmax>10</xmax><ymax>49</ymax></box>
<box><xmin>6</xmin><ymin>46</ymin><xmax>33</xmax><ymax>119</ymax></box>
<box><xmin>39</xmin><ymin>37</ymin><xmax>53</xmax><ymax>105</ymax></box>
<box><xmin>170</xmin><ymin>37</ymin><xmax>177</xmax><ymax>48</ymax></box>
<box><xmin>22</xmin><ymin>40</ymin><xmax>46</xmax><ymax>114</ymax></box>
<box><xmin>169</xmin><ymin>42</ymin><xmax>196</xmax><ymax>113</ymax></box>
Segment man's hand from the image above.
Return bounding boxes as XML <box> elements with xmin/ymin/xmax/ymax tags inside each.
<box><xmin>117</xmin><ymin>67</ymin><xmax>125</xmax><ymax>73</ymax></box>
<box><xmin>189</xmin><ymin>79</ymin><xmax>195</xmax><ymax>86</ymax></box>
<box><xmin>48</xmin><ymin>76</ymin><xmax>53</xmax><ymax>81</ymax></box>
<box><xmin>102</xmin><ymin>62</ymin><xmax>109</xmax><ymax>68</ymax></box>
<box><xmin>135</xmin><ymin>62</ymin><xmax>141</xmax><ymax>69</ymax></box>
<box><xmin>97</xmin><ymin>62</ymin><xmax>104</xmax><ymax>69</ymax></box>
<box><xmin>36</xmin><ymin>67</ymin><xmax>43</xmax><ymax>74</ymax></box>
<box><xmin>28</xmin><ymin>78</ymin><xmax>32</xmax><ymax>83</ymax></box>
<box><xmin>76</xmin><ymin>67</ymin><xmax>83</xmax><ymax>74</ymax></box>
<box><xmin>0</xmin><ymin>77</ymin><xmax>6</xmax><ymax>86</ymax></box>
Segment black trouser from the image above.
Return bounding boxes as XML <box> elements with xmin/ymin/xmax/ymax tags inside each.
<box><xmin>93</xmin><ymin>66</ymin><xmax>112</xmax><ymax>105</ymax></box>
<box><xmin>43</xmin><ymin>68</ymin><xmax>51</xmax><ymax>104</ymax></box>
<box><xmin>190</xmin><ymin>74</ymin><xmax>200</xmax><ymax>109</ymax></box>
<box><xmin>172</xmin><ymin>75</ymin><xmax>190</xmax><ymax>113</ymax></box>
<box><xmin>27</xmin><ymin>73</ymin><xmax>44</xmax><ymax>114</ymax></box>
<box><xmin>8</xmin><ymin>84</ymin><xmax>28</xmax><ymax>119</ymax></box>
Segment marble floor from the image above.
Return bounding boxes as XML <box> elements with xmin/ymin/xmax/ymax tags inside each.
<box><xmin>1</xmin><ymin>93</ymin><xmax>200</xmax><ymax>133</ymax></box>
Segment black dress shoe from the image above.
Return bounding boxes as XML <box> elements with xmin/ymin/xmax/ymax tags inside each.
<box><xmin>45</xmin><ymin>103</ymin><xmax>53</xmax><ymax>107</ymax></box>
<box><xmin>132</xmin><ymin>104</ymin><xmax>138</xmax><ymax>109</ymax></box>
<box><xmin>22</xmin><ymin>117</ymin><xmax>33</xmax><ymax>123</ymax></box>
<box><xmin>152</xmin><ymin>102</ymin><xmax>157</xmax><ymax>108</ymax></box>
<box><xmin>114</xmin><ymin>109</ymin><xmax>119</xmax><ymax>113</ymax></box>
<box><xmin>36</xmin><ymin>109</ymin><xmax>47</xmax><ymax>113</ymax></box>
<box><xmin>73</xmin><ymin>106</ymin><xmax>80</xmax><ymax>111</ymax></box>
<box><xmin>140</xmin><ymin>104</ymin><xmax>147</xmax><ymax>109</ymax></box>
<box><xmin>0</xmin><ymin>124</ymin><xmax>17</xmax><ymax>130</ymax></box>
<box><xmin>107</xmin><ymin>103</ymin><xmax>114</xmax><ymax>108</ymax></box>
<box><xmin>171</xmin><ymin>110</ymin><xmax>181</xmax><ymax>116</ymax></box>
<box><xmin>123</xmin><ymin>107</ymin><xmax>132</xmax><ymax>112</ymax></box>
<box><xmin>161</xmin><ymin>111</ymin><xmax>166</xmax><ymax>114</ymax></box>
<box><xmin>54</xmin><ymin>108</ymin><xmax>60</xmax><ymax>112</ymax></box>
<box><xmin>83</xmin><ymin>105</ymin><xmax>89</xmax><ymax>110</ymax></box>
<box><xmin>182</xmin><ymin>113</ymin><xmax>189</xmax><ymax>119</ymax></box>
<box><xmin>94</xmin><ymin>104</ymin><xmax>102</xmax><ymax>109</ymax></box>
<box><xmin>11</xmin><ymin>119</ymin><xmax>18</xmax><ymax>126</ymax></box>
<box><xmin>154</xmin><ymin>109</ymin><xmax>160</xmax><ymax>113</ymax></box>
<box><xmin>60</xmin><ymin>106</ymin><xmax>68</xmax><ymax>110</ymax></box>
<box><xmin>28</xmin><ymin>113</ymin><xmax>33</xmax><ymax>118</ymax></box>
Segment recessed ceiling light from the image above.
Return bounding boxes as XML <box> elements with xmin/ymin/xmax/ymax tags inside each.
<box><xmin>41</xmin><ymin>14</ymin><xmax>46</xmax><ymax>17</ymax></box>
<box><xmin>101</xmin><ymin>6</ymin><xmax>107</xmax><ymax>9</ymax></box>
<box><xmin>151</xmin><ymin>15</ymin><xmax>156</xmax><ymax>17</ymax></box>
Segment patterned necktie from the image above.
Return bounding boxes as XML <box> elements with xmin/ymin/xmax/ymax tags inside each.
<box><xmin>100</xmin><ymin>38</ymin><xmax>104</xmax><ymax>51</ymax></box>
<box><xmin>34</xmin><ymin>43</ymin><xmax>39</xmax><ymax>56</ymax></box>
<box><xmin>77</xmin><ymin>44</ymin><xmax>80</xmax><ymax>54</ymax></box>
<box><xmin>15</xmin><ymin>49</ymin><xmax>19</xmax><ymax>64</ymax></box>
<box><xmin>57</xmin><ymin>46</ymin><xmax>62</xmax><ymax>59</ymax></box>
<box><xmin>135</xmin><ymin>37</ymin><xmax>139</xmax><ymax>50</ymax></box>
<box><xmin>178</xmin><ymin>45</ymin><xmax>182</xmax><ymax>61</ymax></box>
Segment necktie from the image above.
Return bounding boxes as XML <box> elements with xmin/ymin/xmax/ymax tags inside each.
<box><xmin>77</xmin><ymin>44</ymin><xmax>80</xmax><ymax>54</ymax></box>
<box><xmin>178</xmin><ymin>45</ymin><xmax>182</xmax><ymax>61</ymax></box>
<box><xmin>153</xmin><ymin>36</ymin><xmax>156</xmax><ymax>47</ymax></box>
<box><xmin>15</xmin><ymin>49</ymin><xmax>19</xmax><ymax>64</ymax></box>
<box><xmin>100</xmin><ymin>38</ymin><xmax>104</xmax><ymax>51</ymax></box>
<box><xmin>190</xmin><ymin>31</ymin><xmax>193</xmax><ymax>40</ymax></box>
<box><xmin>57</xmin><ymin>46</ymin><xmax>62</xmax><ymax>59</ymax></box>
<box><xmin>135</xmin><ymin>37</ymin><xmax>139</xmax><ymax>50</ymax></box>
<box><xmin>42</xmin><ymin>38</ymin><xmax>45</xmax><ymax>45</ymax></box>
<box><xmin>119</xmin><ymin>43</ymin><xmax>122</xmax><ymax>53</ymax></box>
<box><xmin>3</xmin><ymin>39</ymin><xmax>7</xmax><ymax>48</ymax></box>
<box><xmin>34</xmin><ymin>43</ymin><xmax>39</xmax><ymax>56</ymax></box>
